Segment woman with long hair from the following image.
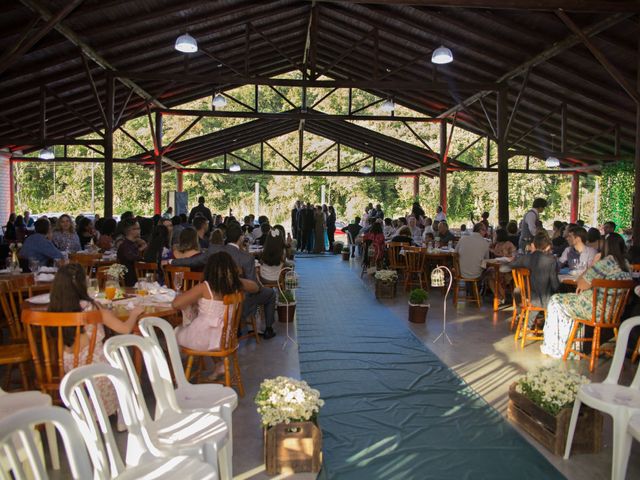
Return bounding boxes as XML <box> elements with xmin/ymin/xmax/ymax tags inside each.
<box><xmin>541</xmin><ymin>233</ymin><xmax>632</xmax><ymax>358</ymax></box>
<box><xmin>52</xmin><ymin>214</ymin><xmax>81</xmax><ymax>253</ymax></box>
<box><xmin>144</xmin><ymin>224</ymin><xmax>170</xmax><ymax>266</ymax></box>
<box><xmin>50</xmin><ymin>263</ymin><xmax>143</xmax><ymax>422</ymax></box>
<box><xmin>260</xmin><ymin>229</ymin><xmax>287</xmax><ymax>283</ymax></box>
<box><xmin>97</xmin><ymin>218</ymin><xmax>117</xmax><ymax>251</ymax></box>
<box><xmin>173</xmin><ymin>252</ymin><xmax>258</xmax><ymax>376</ymax></box>
<box><xmin>4</xmin><ymin>213</ymin><xmax>16</xmax><ymax>242</ymax></box>
<box><xmin>14</xmin><ymin>215</ymin><xmax>26</xmax><ymax>243</ymax></box>
<box><xmin>76</xmin><ymin>216</ymin><xmax>96</xmax><ymax>250</ymax></box>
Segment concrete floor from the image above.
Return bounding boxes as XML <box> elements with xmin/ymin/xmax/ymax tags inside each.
<box><xmin>47</xmin><ymin>254</ymin><xmax>640</xmax><ymax>479</ymax></box>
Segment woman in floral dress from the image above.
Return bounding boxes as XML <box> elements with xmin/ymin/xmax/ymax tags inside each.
<box><xmin>541</xmin><ymin>233</ymin><xmax>632</xmax><ymax>358</ymax></box>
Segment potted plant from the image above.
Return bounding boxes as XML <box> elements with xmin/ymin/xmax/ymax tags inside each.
<box><xmin>256</xmin><ymin>376</ymin><xmax>324</xmax><ymax>474</ymax></box>
<box><xmin>276</xmin><ymin>290</ymin><xmax>296</xmax><ymax>323</ymax></box>
<box><xmin>508</xmin><ymin>366</ymin><xmax>602</xmax><ymax>455</ymax></box>
<box><xmin>333</xmin><ymin>241</ymin><xmax>344</xmax><ymax>255</ymax></box>
<box><xmin>374</xmin><ymin>270</ymin><xmax>398</xmax><ymax>299</ymax></box>
<box><xmin>341</xmin><ymin>246</ymin><xmax>350</xmax><ymax>261</ymax></box>
<box><xmin>408</xmin><ymin>288</ymin><xmax>430</xmax><ymax>323</ymax></box>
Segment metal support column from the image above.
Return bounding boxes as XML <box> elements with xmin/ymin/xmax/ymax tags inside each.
<box><xmin>176</xmin><ymin>170</ymin><xmax>183</xmax><ymax>192</ymax></box>
<box><xmin>154</xmin><ymin>111</ymin><xmax>163</xmax><ymax>214</ymax></box>
<box><xmin>104</xmin><ymin>72</ymin><xmax>114</xmax><ymax>218</ymax></box>
<box><xmin>439</xmin><ymin>121</ymin><xmax>447</xmax><ymax>212</ymax></box>
<box><xmin>413</xmin><ymin>175</ymin><xmax>420</xmax><ymax>199</ymax></box>
<box><xmin>497</xmin><ymin>87</ymin><xmax>509</xmax><ymax>225</ymax></box>
<box><xmin>570</xmin><ymin>173</ymin><xmax>580</xmax><ymax>223</ymax></box>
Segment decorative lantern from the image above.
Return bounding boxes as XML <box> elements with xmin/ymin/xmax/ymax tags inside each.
<box><xmin>279</xmin><ymin>267</ymin><xmax>299</xmax><ymax>349</ymax></box>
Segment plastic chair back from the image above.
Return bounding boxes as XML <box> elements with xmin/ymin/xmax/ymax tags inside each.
<box><xmin>0</xmin><ymin>406</ymin><xmax>92</xmax><ymax>479</ymax></box>
<box><xmin>603</xmin><ymin>315</ymin><xmax>640</xmax><ymax>388</ymax></box>
<box><xmin>103</xmin><ymin>334</ymin><xmax>181</xmax><ymax>420</ymax></box>
<box><xmin>60</xmin><ymin>363</ymin><xmax>163</xmax><ymax>476</ymax></box>
<box><xmin>21</xmin><ymin>310</ymin><xmax>102</xmax><ymax>400</ymax></box>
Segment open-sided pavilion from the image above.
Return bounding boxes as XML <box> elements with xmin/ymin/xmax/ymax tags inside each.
<box><xmin>1</xmin><ymin>0</ymin><xmax>639</xmax><ymax>238</ymax></box>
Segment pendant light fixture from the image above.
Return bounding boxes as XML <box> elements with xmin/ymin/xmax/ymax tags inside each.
<box><xmin>175</xmin><ymin>33</ymin><xmax>198</xmax><ymax>53</ymax></box>
<box><xmin>545</xmin><ymin>134</ymin><xmax>560</xmax><ymax>168</ymax></box>
<box><xmin>431</xmin><ymin>45</ymin><xmax>453</xmax><ymax>64</ymax></box>
<box><xmin>39</xmin><ymin>147</ymin><xmax>54</xmax><ymax>160</ymax></box>
<box><xmin>229</xmin><ymin>162</ymin><xmax>241</xmax><ymax>172</ymax></box>
<box><xmin>380</xmin><ymin>98</ymin><xmax>395</xmax><ymax>113</ymax></box>
<box><xmin>212</xmin><ymin>92</ymin><xmax>227</xmax><ymax>108</ymax></box>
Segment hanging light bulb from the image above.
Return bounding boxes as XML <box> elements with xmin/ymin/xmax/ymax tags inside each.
<box><xmin>229</xmin><ymin>162</ymin><xmax>241</xmax><ymax>172</ymax></box>
<box><xmin>212</xmin><ymin>92</ymin><xmax>227</xmax><ymax>108</ymax></box>
<box><xmin>175</xmin><ymin>33</ymin><xmax>198</xmax><ymax>53</ymax></box>
<box><xmin>360</xmin><ymin>165</ymin><xmax>372</xmax><ymax>174</ymax></box>
<box><xmin>545</xmin><ymin>156</ymin><xmax>560</xmax><ymax>168</ymax></box>
<box><xmin>380</xmin><ymin>98</ymin><xmax>395</xmax><ymax>113</ymax></box>
<box><xmin>39</xmin><ymin>147</ymin><xmax>54</xmax><ymax>160</ymax></box>
<box><xmin>431</xmin><ymin>45</ymin><xmax>453</xmax><ymax>64</ymax></box>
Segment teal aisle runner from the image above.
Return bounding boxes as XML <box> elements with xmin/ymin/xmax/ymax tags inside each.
<box><xmin>294</xmin><ymin>255</ymin><xmax>564</xmax><ymax>480</ymax></box>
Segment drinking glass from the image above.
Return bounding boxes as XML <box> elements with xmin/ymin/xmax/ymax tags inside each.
<box><xmin>29</xmin><ymin>259</ymin><xmax>40</xmax><ymax>281</ymax></box>
<box><xmin>87</xmin><ymin>278</ymin><xmax>99</xmax><ymax>298</ymax></box>
<box><xmin>173</xmin><ymin>271</ymin><xmax>184</xmax><ymax>292</ymax></box>
<box><xmin>136</xmin><ymin>281</ymin><xmax>149</xmax><ymax>297</ymax></box>
<box><xmin>145</xmin><ymin>272</ymin><xmax>155</xmax><ymax>284</ymax></box>
<box><xmin>105</xmin><ymin>280</ymin><xmax>118</xmax><ymax>300</ymax></box>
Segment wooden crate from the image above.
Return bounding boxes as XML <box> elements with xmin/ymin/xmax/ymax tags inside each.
<box><xmin>508</xmin><ymin>383</ymin><xmax>602</xmax><ymax>455</ymax></box>
<box><xmin>375</xmin><ymin>280</ymin><xmax>396</xmax><ymax>299</ymax></box>
<box><xmin>264</xmin><ymin>421</ymin><xmax>322</xmax><ymax>475</ymax></box>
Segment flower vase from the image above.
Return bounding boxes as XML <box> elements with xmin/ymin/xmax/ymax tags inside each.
<box><xmin>375</xmin><ymin>280</ymin><xmax>396</xmax><ymax>299</ymax></box>
<box><xmin>507</xmin><ymin>383</ymin><xmax>602</xmax><ymax>455</ymax></box>
<box><xmin>264</xmin><ymin>421</ymin><xmax>322</xmax><ymax>475</ymax></box>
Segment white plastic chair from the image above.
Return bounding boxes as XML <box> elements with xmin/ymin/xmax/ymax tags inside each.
<box><xmin>0</xmin><ymin>388</ymin><xmax>60</xmax><ymax>471</ymax></box>
<box><xmin>60</xmin><ymin>363</ymin><xmax>218</xmax><ymax>480</ymax></box>
<box><xmin>0</xmin><ymin>405</ymin><xmax>92</xmax><ymax>479</ymax></box>
<box><xmin>138</xmin><ymin>317</ymin><xmax>237</xmax><ymax>478</ymax></box>
<box><xmin>564</xmin><ymin>316</ymin><xmax>640</xmax><ymax>480</ymax></box>
<box><xmin>102</xmin><ymin>334</ymin><xmax>229</xmax><ymax>476</ymax></box>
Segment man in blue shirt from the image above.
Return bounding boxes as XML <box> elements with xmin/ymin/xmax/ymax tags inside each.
<box><xmin>20</xmin><ymin>218</ymin><xmax>63</xmax><ymax>265</ymax></box>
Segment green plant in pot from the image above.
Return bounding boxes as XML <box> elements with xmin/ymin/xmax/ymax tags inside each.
<box><xmin>333</xmin><ymin>241</ymin><xmax>345</xmax><ymax>254</ymax></box>
<box><xmin>277</xmin><ymin>290</ymin><xmax>297</xmax><ymax>323</ymax></box>
<box><xmin>341</xmin><ymin>246</ymin><xmax>350</xmax><ymax>260</ymax></box>
<box><xmin>408</xmin><ymin>288</ymin><xmax>429</xmax><ymax>323</ymax></box>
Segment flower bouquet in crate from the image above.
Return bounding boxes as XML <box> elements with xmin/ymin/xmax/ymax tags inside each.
<box><xmin>508</xmin><ymin>366</ymin><xmax>602</xmax><ymax>455</ymax></box>
<box><xmin>374</xmin><ymin>269</ymin><xmax>398</xmax><ymax>299</ymax></box>
<box><xmin>256</xmin><ymin>376</ymin><xmax>324</xmax><ymax>474</ymax></box>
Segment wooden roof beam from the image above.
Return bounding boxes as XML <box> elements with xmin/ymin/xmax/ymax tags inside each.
<box><xmin>19</xmin><ymin>0</ymin><xmax>167</xmax><ymax>109</ymax></box>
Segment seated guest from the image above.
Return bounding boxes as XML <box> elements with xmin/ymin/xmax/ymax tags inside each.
<box><xmin>173</xmin><ymin>252</ymin><xmax>258</xmax><ymax>359</ymax></box>
<box><xmin>559</xmin><ymin>226</ymin><xmax>597</xmax><ymax>269</ymax></box>
<box><xmin>170</xmin><ymin>228</ymin><xmax>206</xmax><ymax>271</ymax></box>
<box><xmin>391</xmin><ymin>226</ymin><xmax>414</xmax><ymax>245</ymax></box>
<box><xmin>363</xmin><ymin>222</ymin><xmax>386</xmax><ymax>264</ymax></box>
<box><xmin>383</xmin><ymin>218</ymin><xmax>395</xmax><ymax>241</ymax></box>
<box><xmin>210</xmin><ymin>228</ymin><xmax>224</xmax><ymax>246</ymax></box>
<box><xmin>436</xmin><ymin>221</ymin><xmax>456</xmax><ymax>247</ymax></box>
<box><xmin>50</xmin><ymin>263</ymin><xmax>144</xmax><ymax>426</ymax></box>
<box><xmin>242</xmin><ymin>216</ymin><xmax>254</xmax><ymax>233</ymax></box>
<box><xmin>97</xmin><ymin>218</ymin><xmax>117</xmax><ymax>251</ymax></box>
<box><xmin>459</xmin><ymin>224</ymin><xmax>471</xmax><ymax>236</ymax></box>
<box><xmin>52</xmin><ymin>214</ymin><xmax>81</xmax><ymax>253</ymax></box>
<box><xmin>77</xmin><ymin>217</ymin><xmax>97</xmax><ymax>250</ymax></box>
<box><xmin>193</xmin><ymin>216</ymin><xmax>210</xmax><ymax>250</ymax></box>
<box><xmin>343</xmin><ymin>217</ymin><xmax>363</xmax><ymax>256</ymax></box>
<box><xmin>506</xmin><ymin>220</ymin><xmax>520</xmax><ymax>249</ymax></box>
<box><xmin>491</xmin><ymin>228</ymin><xmax>516</xmax><ymax>258</ymax></box>
<box><xmin>144</xmin><ymin>225</ymin><xmax>171</xmax><ymax>269</ymax></box>
<box><xmin>551</xmin><ymin>221</ymin><xmax>568</xmax><ymax>257</ymax></box>
<box><xmin>116</xmin><ymin>219</ymin><xmax>145</xmax><ymax>287</ymax></box>
<box><xmin>541</xmin><ymin>233</ymin><xmax>631</xmax><ymax>358</ymax></box>
<box><xmin>455</xmin><ymin>223</ymin><xmax>490</xmax><ymax>279</ymax></box>
<box><xmin>603</xmin><ymin>221</ymin><xmax>616</xmax><ymax>238</ymax></box>
<box><xmin>20</xmin><ymin>218</ymin><xmax>63</xmax><ymax>265</ymax></box>
<box><xmin>4</xmin><ymin>213</ymin><xmax>16</xmax><ymax>242</ymax></box>
<box><xmin>257</xmin><ymin>222</ymin><xmax>271</xmax><ymax>247</ymax></box>
<box><xmin>217</xmin><ymin>224</ymin><xmax>277</xmax><ymax>339</ymax></box>
<box><xmin>260</xmin><ymin>229</ymin><xmax>287</xmax><ymax>284</ymax></box>
<box><xmin>407</xmin><ymin>216</ymin><xmax>422</xmax><ymax>244</ymax></box>
<box><xmin>586</xmin><ymin>227</ymin><xmax>603</xmax><ymax>252</ymax></box>
<box><xmin>14</xmin><ymin>215</ymin><xmax>27</xmax><ymax>243</ymax></box>
<box><xmin>508</xmin><ymin>233</ymin><xmax>559</xmax><ymax>324</ymax></box>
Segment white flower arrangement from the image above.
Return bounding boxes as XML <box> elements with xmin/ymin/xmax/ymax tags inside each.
<box><xmin>374</xmin><ymin>269</ymin><xmax>398</xmax><ymax>283</ymax></box>
<box><xmin>515</xmin><ymin>366</ymin><xmax>590</xmax><ymax>416</ymax></box>
<box><xmin>106</xmin><ymin>263</ymin><xmax>127</xmax><ymax>280</ymax></box>
<box><xmin>255</xmin><ymin>376</ymin><xmax>324</xmax><ymax>428</ymax></box>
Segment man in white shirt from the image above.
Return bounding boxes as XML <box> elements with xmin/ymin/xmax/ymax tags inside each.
<box><xmin>434</xmin><ymin>206</ymin><xmax>446</xmax><ymax>222</ymax></box>
<box><xmin>455</xmin><ymin>223</ymin><xmax>490</xmax><ymax>279</ymax></box>
<box><xmin>407</xmin><ymin>216</ymin><xmax>422</xmax><ymax>243</ymax></box>
<box><xmin>559</xmin><ymin>226</ymin><xmax>597</xmax><ymax>269</ymax></box>
<box><xmin>383</xmin><ymin>218</ymin><xmax>395</xmax><ymax>240</ymax></box>
<box><xmin>518</xmin><ymin>198</ymin><xmax>547</xmax><ymax>250</ymax></box>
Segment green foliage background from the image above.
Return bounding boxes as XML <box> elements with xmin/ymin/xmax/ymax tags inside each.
<box><xmin>599</xmin><ymin>161</ymin><xmax>633</xmax><ymax>230</ymax></box>
<box><xmin>12</xmin><ymin>80</ymin><xmax>601</xmax><ymax>228</ymax></box>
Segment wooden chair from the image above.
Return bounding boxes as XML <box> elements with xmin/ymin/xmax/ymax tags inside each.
<box><xmin>183</xmin><ymin>271</ymin><xmax>204</xmax><ymax>290</ymax></box>
<box><xmin>95</xmin><ymin>265</ymin><xmax>111</xmax><ymax>289</ymax></box>
<box><xmin>387</xmin><ymin>242</ymin><xmax>408</xmax><ymax>278</ymax></box>
<box><xmin>182</xmin><ymin>292</ymin><xmax>245</xmax><ymax>396</ymax></box>
<box><xmin>21</xmin><ymin>310</ymin><xmax>102</xmax><ymax>402</ymax></box>
<box><xmin>563</xmin><ymin>278</ymin><xmax>634</xmax><ymax>372</ymax></box>
<box><xmin>630</xmin><ymin>263</ymin><xmax>640</xmax><ymax>273</ymax></box>
<box><xmin>403</xmin><ymin>246</ymin><xmax>427</xmax><ymax>291</ymax></box>
<box><xmin>69</xmin><ymin>253</ymin><xmax>102</xmax><ymax>277</ymax></box>
<box><xmin>163</xmin><ymin>265</ymin><xmax>191</xmax><ymax>290</ymax></box>
<box><xmin>510</xmin><ymin>268</ymin><xmax>523</xmax><ymax>332</ymax></box>
<box><xmin>513</xmin><ymin>268</ymin><xmax>545</xmax><ymax>348</ymax></box>
<box><xmin>134</xmin><ymin>261</ymin><xmax>159</xmax><ymax>282</ymax></box>
<box><xmin>452</xmin><ymin>253</ymin><xmax>482</xmax><ymax>307</ymax></box>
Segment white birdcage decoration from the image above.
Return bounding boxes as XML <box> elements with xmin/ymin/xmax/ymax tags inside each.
<box><xmin>431</xmin><ymin>268</ymin><xmax>445</xmax><ymax>287</ymax></box>
<box><xmin>284</xmin><ymin>270</ymin><xmax>299</xmax><ymax>290</ymax></box>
